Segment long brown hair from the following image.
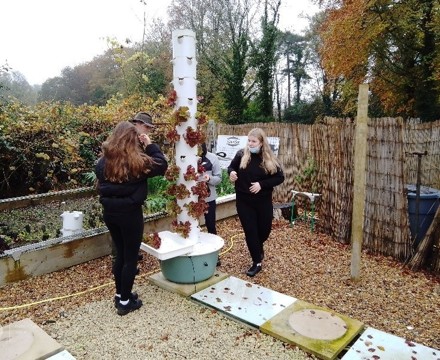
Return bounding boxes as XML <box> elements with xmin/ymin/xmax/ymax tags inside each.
<box><xmin>240</xmin><ymin>128</ymin><xmax>280</xmax><ymax>174</ymax></box>
<box><xmin>101</xmin><ymin>121</ymin><xmax>154</xmax><ymax>182</ymax></box>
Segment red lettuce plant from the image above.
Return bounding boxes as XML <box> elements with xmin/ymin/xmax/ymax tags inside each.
<box><xmin>172</xmin><ymin>106</ymin><xmax>190</xmax><ymax>126</ymax></box>
<box><xmin>144</xmin><ymin>232</ymin><xmax>161</xmax><ymax>249</ymax></box>
<box><xmin>172</xmin><ymin>220</ymin><xmax>191</xmax><ymax>238</ymax></box>
<box><xmin>167</xmin><ymin>200</ymin><xmax>182</xmax><ymax>216</ymax></box>
<box><xmin>183</xmin><ymin>165</ymin><xmax>198</xmax><ymax>181</ymax></box>
<box><xmin>185</xmin><ymin>200</ymin><xmax>208</xmax><ymax>218</ymax></box>
<box><xmin>195</xmin><ymin>111</ymin><xmax>208</xmax><ymax>125</ymax></box>
<box><xmin>166</xmin><ymin>129</ymin><xmax>180</xmax><ymax>144</ymax></box>
<box><xmin>165</xmin><ymin>164</ymin><xmax>180</xmax><ymax>182</ymax></box>
<box><xmin>167</xmin><ymin>90</ymin><xmax>177</xmax><ymax>107</ymax></box>
<box><xmin>184</xmin><ymin>126</ymin><xmax>206</xmax><ymax>147</ymax></box>
<box><xmin>167</xmin><ymin>183</ymin><xmax>191</xmax><ymax>200</ymax></box>
<box><xmin>191</xmin><ymin>181</ymin><xmax>209</xmax><ymax>199</ymax></box>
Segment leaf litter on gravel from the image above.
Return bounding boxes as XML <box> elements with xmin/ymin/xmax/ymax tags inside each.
<box><xmin>0</xmin><ymin>216</ymin><xmax>439</xmax><ymax>352</ymax></box>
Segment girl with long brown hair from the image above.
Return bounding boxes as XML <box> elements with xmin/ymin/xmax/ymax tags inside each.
<box><xmin>95</xmin><ymin>120</ymin><xmax>167</xmax><ymax>315</ymax></box>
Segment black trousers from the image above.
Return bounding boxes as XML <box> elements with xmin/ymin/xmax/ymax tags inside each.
<box><xmin>236</xmin><ymin>192</ymin><xmax>273</xmax><ymax>264</ymax></box>
<box><xmin>103</xmin><ymin>207</ymin><xmax>143</xmax><ymax>301</ymax></box>
<box><xmin>204</xmin><ymin>200</ymin><xmax>217</xmax><ymax>234</ymax></box>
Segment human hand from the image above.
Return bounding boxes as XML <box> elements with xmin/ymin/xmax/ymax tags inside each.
<box><xmin>138</xmin><ymin>133</ymin><xmax>151</xmax><ymax>146</ymax></box>
<box><xmin>229</xmin><ymin>171</ymin><xmax>237</xmax><ymax>182</ymax></box>
<box><xmin>249</xmin><ymin>182</ymin><xmax>261</xmax><ymax>193</ymax></box>
<box><xmin>198</xmin><ymin>174</ymin><xmax>210</xmax><ymax>182</ymax></box>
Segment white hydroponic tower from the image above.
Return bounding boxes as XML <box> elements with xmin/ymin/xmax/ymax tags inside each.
<box><xmin>172</xmin><ymin>29</ymin><xmax>200</xmax><ymax>242</ymax></box>
<box><xmin>142</xmin><ymin>29</ymin><xmax>223</xmax><ymax>284</ymax></box>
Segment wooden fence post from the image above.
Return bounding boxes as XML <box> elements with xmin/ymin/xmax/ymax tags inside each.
<box><xmin>350</xmin><ymin>84</ymin><xmax>369</xmax><ymax>281</ymax></box>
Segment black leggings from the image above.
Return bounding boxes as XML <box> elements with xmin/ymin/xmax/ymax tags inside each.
<box><xmin>204</xmin><ymin>200</ymin><xmax>217</xmax><ymax>234</ymax></box>
<box><xmin>103</xmin><ymin>207</ymin><xmax>143</xmax><ymax>301</ymax></box>
<box><xmin>236</xmin><ymin>192</ymin><xmax>273</xmax><ymax>263</ymax></box>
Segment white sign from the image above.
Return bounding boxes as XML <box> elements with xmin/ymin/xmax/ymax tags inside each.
<box><xmin>215</xmin><ymin>135</ymin><xmax>280</xmax><ymax>169</ymax></box>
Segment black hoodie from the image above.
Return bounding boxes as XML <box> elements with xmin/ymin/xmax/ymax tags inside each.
<box><xmin>95</xmin><ymin>143</ymin><xmax>168</xmax><ymax>213</ymax></box>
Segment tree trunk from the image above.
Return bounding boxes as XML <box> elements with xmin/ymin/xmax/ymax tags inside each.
<box><xmin>287</xmin><ymin>53</ymin><xmax>291</xmax><ymax>108</ymax></box>
<box><xmin>275</xmin><ymin>75</ymin><xmax>282</xmax><ymax>122</ymax></box>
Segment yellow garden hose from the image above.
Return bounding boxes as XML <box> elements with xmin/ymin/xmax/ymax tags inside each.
<box><xmin>0</xmin><ymin>233</ymin><xmax>240</xmax><ymax>311</ymax></box>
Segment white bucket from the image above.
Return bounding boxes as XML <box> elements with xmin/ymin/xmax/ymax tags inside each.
<box><xmin>60</xmin><ymin>211</ymin><xmax>84</xmax><ymax>236</ymax></box>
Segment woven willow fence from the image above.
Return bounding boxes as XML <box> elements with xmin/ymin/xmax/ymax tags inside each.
<box><xmin>216</xmin><ymin>119</ymin><xmax>440</xmax><ymax>271</ymax></box>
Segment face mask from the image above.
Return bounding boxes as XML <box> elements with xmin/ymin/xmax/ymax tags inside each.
<box><xmin>248</xmin><ymin>146</ymin><xmax>261</xmax><ymax>154</ymax></box>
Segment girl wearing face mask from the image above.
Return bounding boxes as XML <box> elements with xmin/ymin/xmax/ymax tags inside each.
<box><xmin>227</xmin><ymin>128</ymin><xmax>284</xmax><ymax>277</ymax></box>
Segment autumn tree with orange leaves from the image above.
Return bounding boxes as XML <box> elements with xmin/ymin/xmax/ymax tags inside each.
<box><xmin>317</xmin><ymin>0</ymin><xmax>440</xmax><ymax>121</ymax></box>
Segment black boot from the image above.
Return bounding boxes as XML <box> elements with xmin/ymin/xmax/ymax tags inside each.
<box><xmin>246</xmin><ymin>263</ymin><xmax>262</xmax><ymax>277</ymax></box>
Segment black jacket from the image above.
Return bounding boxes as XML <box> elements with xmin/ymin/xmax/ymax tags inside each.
<box><xmin>95</xmin><ymin>143</ymin><xmax>168</xmax><ymax>213</ymax></box>
<box><xmin>227</xmin><ymin>149</ymin><xmax>284</xmax><ymax>197</ymax></box>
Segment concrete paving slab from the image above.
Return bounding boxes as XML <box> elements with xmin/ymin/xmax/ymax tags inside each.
<box><xmin>341</xmin><ymin>327</ymin><xmax>440</xmax><ymax>359</ymax></box>
<box><xmin>0</xmin><ymin>318</ymin><xmax>64</xmax><ymax>360</ymax></box>
<box><xmin>148</xmin><ymin>270</ymin><xmax>229</xmax><ymax>297</ymax></box>
<box><xmin>260</xmin><ymin>299</ymin><xmax>364</xmax><ymax>360</ymax></box>
<box><xmin>191</xmin><ymin>276</ymin><xmax>297</xmax><ymax>327</ymax></box>
<box><xmin>46</xmin><ymin>350</ymin><xmax>76</xmax><ymax>359</ymax></box>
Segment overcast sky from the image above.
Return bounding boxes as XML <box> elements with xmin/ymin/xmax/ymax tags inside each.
<box><xmin>1</xmin><ymin>0</ymin><xmax>318</xmax><ymax>85</ymax></box>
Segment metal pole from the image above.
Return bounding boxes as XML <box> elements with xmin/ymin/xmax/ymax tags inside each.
<box><xmin>412</xmin><ymin>151</ymin><xmax>428</xmax><ymax>243</ymax></box>
<box><xmin>290</xmin><ymin>197</ymin><xmax>296</xmax><ymax>227</ymax></box>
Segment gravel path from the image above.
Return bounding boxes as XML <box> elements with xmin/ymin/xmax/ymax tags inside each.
<box><xmin>1</xmin><ymin>217</ymin><xmax>439</xmax><ymax>359</ymax></box>
<box><xmin>43</xmin><ymin>281</ymin><xmax>312</xmax><ymax>359</ymax></box>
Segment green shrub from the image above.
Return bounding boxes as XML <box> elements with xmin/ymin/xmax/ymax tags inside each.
<box><xmin>218</xmin><ymin>169</ymin><xmax>235</xmax><ymax>196</ymax></box>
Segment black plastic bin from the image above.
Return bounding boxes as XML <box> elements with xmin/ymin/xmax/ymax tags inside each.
<box><xmin>406</xmin><ymin>184</ymin><xmax>440</xmax><ymax>246</ymax></box>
